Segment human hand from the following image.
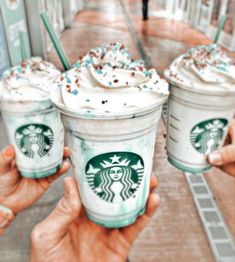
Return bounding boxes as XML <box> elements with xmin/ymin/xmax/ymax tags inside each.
<box><xmin>208</xmin><ymin>119</ymin><xmax>235</xmax><ymax>177</ymax></box>
<box><xmin>0</xmin><ymin>145</ymin><xmax>71</xmax><ymax>215</ymax></box>
<box><xmin>30</xmin><ymin>176</ymin><xmax>160</xmax><ymax>262</ymax></box>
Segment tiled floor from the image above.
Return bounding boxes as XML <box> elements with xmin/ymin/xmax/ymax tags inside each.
<box><xmin>0</xmin><ymin>0</ymin><xmax>234</xmax><ymax>261</ymax></box>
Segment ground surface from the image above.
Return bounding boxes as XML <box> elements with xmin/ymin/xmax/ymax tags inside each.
<box><xmin>0</xmin><ymin>0</ymin><xmax>234</xmax><ymax>261</ymax></box>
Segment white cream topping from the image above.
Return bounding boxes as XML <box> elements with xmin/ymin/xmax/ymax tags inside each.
<box><xmin>1</xmin><ymin>57</ymin><xmax>60</xmax><ymax>101</ymax></box>
<box><xmin>54</xmin><ymin>43</ymin><xmax>168</xmax><ymax>115</ymax></box>
<box><xmin>165</xmin><ymin>44</ymin><xmax>235</xmax><ymax>93</ymax></box>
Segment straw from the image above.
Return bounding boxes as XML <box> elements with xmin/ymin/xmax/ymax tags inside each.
<box><xmin>213</xmin><ymin>15</ymin><xmax>226</xmax><ymax>44</ymax></box>
<box><xmin>40</xmin><ymin>12</ymin><xmax>71</xmax><ymax>70</ymax></box>
<box><xmin>19</xmin><ymin>31</ymin><xmax>27</xmax><ymax>60</ymax></box>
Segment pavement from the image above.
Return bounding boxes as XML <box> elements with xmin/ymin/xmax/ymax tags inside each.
<box><xmin>0</xmin><ymin>0</ymin><xmax>234</xmax><ymax>261</ymax></box>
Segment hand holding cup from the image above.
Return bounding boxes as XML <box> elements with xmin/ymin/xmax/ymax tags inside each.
<box><xmin>30</xmin><ymin>176</ymin><xmax>160</xmax><ymax>262</ymax></box>
<box><xmin>0</xmin><ymin>145</ymin><xmax>70</xmax><ymax>235</ymax></box>
<box><xmin>208</xmin><ymin>119</ymin><xmax>235</xmax><ymax>177</ymax></box>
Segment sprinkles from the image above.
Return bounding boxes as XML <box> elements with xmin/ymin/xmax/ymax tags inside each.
<box><xmin>59</xmin><ymin>42</ymin><xmax>169</xmax><ymax>114</ymax></box>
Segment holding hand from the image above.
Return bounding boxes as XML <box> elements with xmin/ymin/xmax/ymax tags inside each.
<box><xmin>208</xmin><ymin>119</ymin><xmax>235</xmax><ymax>177</ymax></box>
<box><xmin>30</xmin><ymin>176</ymin><xmax>160</xmax><ymax>262</ymax></box>
<box><xmin>0</xmin><ymin>145</ymin><xmax>70</xmax><ymax>235</ymax></box>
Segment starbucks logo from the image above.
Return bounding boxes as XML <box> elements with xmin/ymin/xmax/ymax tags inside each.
<box><xmin>15</xmin><ymin>124</ymin><xmax>54</xmax><ymax>159</ymax></box>
<box><xmin>86</xmin><ymin>152</ymin><xmax>144</xmax><ymax>203</ymax></box>
<box><xmin>190</xmin><ymin>119</ymin><xmax>228</xmax><ymax>154</ymax></box>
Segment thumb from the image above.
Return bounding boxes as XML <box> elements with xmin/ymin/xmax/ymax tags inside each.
<box><xmin>31</xmin><ymin>177</ymin><xmax>81</xmax><ymax>242</ymax></box>
<box><xmin>208</xmin><ymin>144</ymin><xmax>235</xmax><ymax>166</ymax></box>
<box><xmin>0</xmin><ymin>145</ymin><xmax>15</xmax><ymax>175</ymax></box>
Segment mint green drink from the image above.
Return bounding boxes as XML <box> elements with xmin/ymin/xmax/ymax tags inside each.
<box><xmin>51</xmin><ymin>43</ymin><xmax>169</xmax><ymax>228</ymax></box>
<box><xmin>0</xmin><ymin>57</ymin><xmax>64</xmax><ymax>178</ymax></box>
<box><xmin>164</xmin><ymin>44</ymin><xmax>235</xmax><ymax>173</ymax></box>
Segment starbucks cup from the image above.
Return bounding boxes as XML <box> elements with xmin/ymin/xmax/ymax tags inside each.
<box><xmin>1</xmin><ymin>99</ymin><xmax>64</xmax><ymax>178</ymax></box>
<box><xmin>52</xmin><ymin>88</ymin><xmax>165</xmax><ymax>227</ymax></box>
<box><xmin>0</xmin><ymin>57</ymin><xmax>64</xmax><ymax>178</ymax></box>
<box><xmin>51</xmin><ymin>43</ymin><xmax>169</xmax><ymax>227</ymax></box>
<box><xmin>164</xmin><ymin>44</ymin><xmax>235</xmax><ymax>173</ymax></box>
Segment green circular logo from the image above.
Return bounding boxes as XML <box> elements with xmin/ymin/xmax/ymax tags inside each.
<box><xmin>190</xmin><ymin>118</ymin><xmax>228</xmax><ymax>154</ymax></box>
<box><xmin>85</xmin><ymin>152</ymin><xmax>144</xmax><ymax>203</ymax></box>
<box><xmin>15</xmin><ymin>124</ymin><xmax>54</xmax><ymax>159</ymax></box>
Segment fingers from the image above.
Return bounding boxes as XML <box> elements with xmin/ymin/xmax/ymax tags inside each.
<box><xmin>63</xmin><ymin>147</ymin><xmax>70</xmax><ymax>159</ymax></box>
<box><xmin>37</xmin><ymin>160</ymin><xmax>71</xmax><ymax>192</ymax></box>
<box><xmin>228</xmin><ymin>119</ymin><xmax>235</xmax><ymax>143</ymax></box>
<box><xmin>121</xmin><ymin>192</ymin><xmax>160</xmax><ymax>244</ymax></box>
<box><xmin>221</xmin><ymin>164</ymin><xmax>235</xmax><ymax>178</ymax></box>
<box><xmin>0</xmin><ymin>145</ymin><xmax>15</xmax><ymax>175</ymax></box>
<box><xmin>31</xmin><ymin>177</ymin><xmax>81</xmax><ymax>242</ymax></box>
<box><xmin>208</xmin><ymin>144</ymin><xmax>235</xmax><ymax>166</ymax></box>
<box><xmin>0</xmin><ymin>205</ymin><xmax>15</xmax><ymax>236</ymax></box>
<box><xmin>150</xmin><ymin>175</ymin><xmax>158</xmax><ymax>193</ymax></box>
<box><xmin>46</xmin><ymin>161</ymin><xmax>71</xmax><ymax>184</ymax></box>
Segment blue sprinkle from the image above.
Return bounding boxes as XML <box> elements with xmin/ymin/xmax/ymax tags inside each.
<box><xmin>96</xmin><ymin>69</ymin><xmax>103</xmax><ymax>74</ymax></box>
<box><xmin>72</xmin><ymin>89</ymin><xmax>78</xmax><ymax>95</ymax></box>
<box><xmin>65</xmin><ymin>74</ymin><xmax>72</xmax><ymax>84</ymax></box>
<box><xmin>16</xmin><ymin>66</ymin><xmax>22</xmax><ymax>73</ymax></box>
<box><xmin>74</xmin><ymin>62</ymin><xmax>81</xmax><ymax>68</ymax></box>
<box><xmin>85</xmin><ymin>57</ymin><xmax>93</xmax><ymax>65</ymax></box>
<box><xmin>217</xmin><ymin>66</ymin><xmax>227</xmax><ymax>72</ymax></box>
<box><xmin>108</xmin><ymin>81</ymin><xmax>112</xmax><ymax>86</ymax></box>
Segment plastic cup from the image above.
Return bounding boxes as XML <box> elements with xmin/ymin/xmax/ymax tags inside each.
<box><xmin>164</xmin><ymin>74</ymin><xmax>235</xmax><ymax>173</ymax></box>
<box><xmin>0</xmin><ymin>97</ymin><xmax>64</xmax><ymax>178</ymax></box>
<box><xmin>51</xmin><ymin>87</ymin><xmax>166</xmax><ymax>228</ymax></box>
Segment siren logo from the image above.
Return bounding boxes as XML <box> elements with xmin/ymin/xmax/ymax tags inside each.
<box><xmin>85</xmin><ymin>152</ymin><xmax>144</xmax><ymax>203</ymax></box>
<box><xmin>190</xmin><ymin>119</ymin><xmax>228</xmax><ymax>154</ymax></box>
<box><xmin>15</xmin><ymin>124</ymin><xmax>54</xmax><ymax>159</ymax></box>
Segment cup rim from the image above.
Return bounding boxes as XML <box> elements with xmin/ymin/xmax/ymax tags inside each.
<box><xmin>164</xmin><ymin>69</ymin><xmax>235</xmax><ymax>96</ymax></box>
<box><xmin>51</xmin><ymin>96</ymin><xmax>167</xmax><ymax>120</ymax></box>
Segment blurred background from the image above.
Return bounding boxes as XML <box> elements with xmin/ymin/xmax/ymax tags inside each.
<box><xmin>0</xmin><ymin>1</ymin><xmax>234</xmax><ymax>262</ymax></box>
<box><xmin>0</xmin><ymin>0</ymin><xmax>234</xmax><ymax>76</ymax></box>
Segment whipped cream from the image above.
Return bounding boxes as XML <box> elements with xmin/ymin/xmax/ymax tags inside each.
<box><xmin>53</xmin><ymin>43</ymin><xmax>168</xmax><ymax>116</ymax></box>
<box><xmin>165</xmin><ymin>44</ymin><xmax>235</xmax><ymax>94</ymax></box>
<box><xmin>1</xmin><ymin>57</ymin><xmax>60</xmax><ymax>101</ymax></box>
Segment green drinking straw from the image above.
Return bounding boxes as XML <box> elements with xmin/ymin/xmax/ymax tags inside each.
<box><xmin>40</xmin><ymin>11</ymin><xmax>71</xmax><ymax>70</ymax></box>
<box><xmin>19</xmin><ymin>31</ymin><xmax>27</xmax><ymax>61</ymax></box>
<box><xmin>213</xmin><ymin>15</ymin><xmax>226</xmax><ymax>44</ymax></box>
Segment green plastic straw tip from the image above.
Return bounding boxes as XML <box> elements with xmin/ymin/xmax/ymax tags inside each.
<box><xmin>40</xmin><ymin>11</ymin><xmax>71</xmax><ymax>71</ymax></box>
<box><xmin>19</xmin><ymin>31</ymin><xmax>26</xmax><ymax>61</ymax></box>
<box><xmin>214</xmin><ymin>15</ymin><xmax>226</xmax><ymax>44</ymax></box>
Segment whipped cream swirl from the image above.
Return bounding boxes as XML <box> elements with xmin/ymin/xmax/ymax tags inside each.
<box><xmin>54</xmin><ymin>43</ymin><xmax>168</xmax><ymax>115</ymax></box>
<box><xmin>1</xmin><ymin>57</ymin><xmax>60</xmax><ymax>101</ymax></box>
<box><xmin>165</xmin><ymin>44</ymin><xmax>235</xmax><ymax>93</ymax></box>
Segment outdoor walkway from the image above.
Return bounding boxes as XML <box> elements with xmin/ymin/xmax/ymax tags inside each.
<box><xmin>48</xmin><ymin>0</ymin><xmax>235</xmax><ymax>261</ymax></box>
<box><xmin>0</xmin><ymin>0</ymin><xmax>234</xmax><ymax>261</ymax></box>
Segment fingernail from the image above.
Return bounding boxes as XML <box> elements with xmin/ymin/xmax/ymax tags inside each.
<box><xmin>208</xmin><ymin>152</ymin><xmax>222</xmax><ymax>165</ymax></box>
<box><xmin>0</xmin><ymin>205</ymin><xmax>11</xmax><ymax>228</ymax></box>
<box><xmin>154</xmin><ymin>194</ymin><xmax>161</xmax><ymax>206</ymax></box>
<box><xmin>4</xmin><ymin>145</ymin><xmax>14</xmax><ymax>158</ymax></box>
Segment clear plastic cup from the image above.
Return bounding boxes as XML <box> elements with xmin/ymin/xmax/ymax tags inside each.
<box><xmin>164</xmin><ymin>75</ymin><xmax>235</xmax><ymax>173</ymax></box>
<box><xmin>0</xmin><ymin>98</ymin><xmax>64</xmax><ymax>178</ymax></box>
<box><xmin>51</xmin><ymin>86</ymin><xmax>166</xmax><ymax>227</ymax></box>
